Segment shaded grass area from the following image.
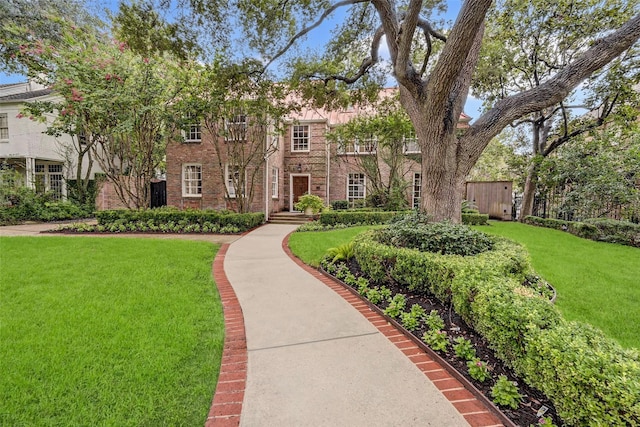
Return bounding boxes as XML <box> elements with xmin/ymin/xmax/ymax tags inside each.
<box><xmin>288</xmin><ymin>226</ymin><xmax>380</xmax><ymax>267</ymax></box>
<box><xmin>0</xmin><ymin>237</ymin><xmax>224</xmax><ymax>426</ymax></box>
<box><xmin>474</xmin><ymin>221</ymin><xmax>640</xmax><ymax>349</ymax></box>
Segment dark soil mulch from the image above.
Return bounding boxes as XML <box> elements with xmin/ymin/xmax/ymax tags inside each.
<box><xmin>333</xmin><ymin>258</ymin><xmax>561</xmax><ymax>427</ymax></box>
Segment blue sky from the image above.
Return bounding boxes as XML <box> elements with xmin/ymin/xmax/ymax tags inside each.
<box><xmin>0</xmin><ymin>0</ymin><xmax>483</xmax><ymax>119</ymax></box>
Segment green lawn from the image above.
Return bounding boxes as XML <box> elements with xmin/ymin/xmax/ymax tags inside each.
<box><xmin>288</xmin><ymin>225</ymin><xmax>380</xmax><ymax>266</ymax></box>
<box><xmin>474</xmin><ymin>221</ymin><xmax>640</xmax><ymax>349</ymax></box>
<box><xmin>0</xmin><ymin>237</ymin><xmax>224</xmax><ymax>426</ymax></box>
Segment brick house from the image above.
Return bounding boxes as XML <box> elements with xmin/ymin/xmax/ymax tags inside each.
<box><xmin>166</xmin><ymin>88</ymin><xmax>471</xmax><ymax>218</ymax></box>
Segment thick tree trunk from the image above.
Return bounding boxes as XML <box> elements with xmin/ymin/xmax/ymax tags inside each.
<box><xmin>520</xmin><ymin>161</ymin><xmax>540</xmax><ymax>220</ymax></box>
<box><xmin>415</xmin><ymin>120</ymin><xmax>466</xmax><ymax>223</ymax></box>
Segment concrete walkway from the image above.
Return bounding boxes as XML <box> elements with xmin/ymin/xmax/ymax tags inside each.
<box><xmin>223</xmin><ymin>224</ymin><xmax>470</xmax><ymax>426</ymax></box>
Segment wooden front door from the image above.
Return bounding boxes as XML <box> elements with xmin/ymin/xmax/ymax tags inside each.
<box><xmin>292</xmin><ymin>175</ymin><xmax>309</xmax><ymax>210</ymax></box>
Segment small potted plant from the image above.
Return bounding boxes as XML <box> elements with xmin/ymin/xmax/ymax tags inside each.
<box><xmin>294</xmin><ymin>193</ymin><xmax>325</xmax><ymax>215</ymax></box>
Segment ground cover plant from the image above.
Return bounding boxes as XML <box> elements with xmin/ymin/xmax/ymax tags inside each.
<box><xmin>54</xmin><ymin>208</ymin><xmax>264</xmax><ymax>234</ymax></box>
<box><xmin>0</xmin><ymin>237</ymin><xmax>224</xmax><ymax>426</ymax></box>
<box><xmin>474</xmin><ymin>221</ymin><xmax>640</xmax><ymax>349</ymax></box>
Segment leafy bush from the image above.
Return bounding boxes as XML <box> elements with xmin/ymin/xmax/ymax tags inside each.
<box><xmin>324</xmin><ymin>242</ymin><xmax>355</xmax><ymax>263</ymax></box>
<box><xmin>491</xmin><ymin>375</ymin><xmax>522</xmax><ymax>409</ymax></box>
<box><xmin>94</xmin><ymin>208</ymin><xmax>264</xmax><ymax>232</ymax></box>
<box><xmin>519</xmin><ymin>322</ymin><xmax>640</xmax><ymax>426</ymax></box>
<box><xmin>295</xmin><ymin>221</ymin><xmax>352</xmax><ymax>232</ymax></box>
<box><xmin>0</xmin><ymin>184</ymin><xmax>92</xmax><ymax>225</ymax></box>
<box><xmin>383</xmin><ymin>294</ymin><xmax>406</xmax><ymax>318</ymax></box>
<box><xmin>453</xmin><ymin>337</ymin><xmax>476</xmax><ymax>361</ymax></box>
<box><xmin>400</xmin><ymin>304</ymin><xmax>427</xmax><ymax>331</ymax></box>
<box><xmin>423</xmin><ymin>310</ymin><xmax>445</xmax><ymax>332</ymax></box>
<box><xmin>377</xmin><ymin>217</ymin><xmax>494</xmax><ymax>256</ymax></box>
<box><xmin>462</xmin><ymin>213</ymin><xmax>489</xmax><ymax>225</ymax></box>
<box><xmin>294</xmin><ymin>194</ymin><xmax>325</xmax><ymax>214</ymax></box>
<box><xmin>467</xmin><ymin>358</ymin><xmax>491</xmax><ymax>382</ymax></box>
<box><xmin>524</xmin><ymin>216</ymin><xmax>640</xmax><ymax>248</ymax></box>
<box><xmin>351</xmin><ymin>229</ymin><xmax>640</xmax><ymax>425</ymax></box>
<box><xmin>331</xmin><ymin>200</ymin><xmax>349</xmax><ymax>210</ymax></box>
<box><xmin>422</xmin><ymin>330</ymin><xmax>448</xmax><ymax>352</ymax></box>
<box><xmin>319</xmin><ymin>210</ymin><xmax>406</xmax><ymax>226</ymax></box>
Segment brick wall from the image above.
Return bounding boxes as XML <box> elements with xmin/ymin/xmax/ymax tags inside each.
<box><xmin>95</xmin><ymin>178</ymin><xmax>135</xmax><ymax>211</ymax></box>
<box><xmin>166</xmin><ymin>133</ymin><xmax>269</xmax><ymax>213</ymax></box>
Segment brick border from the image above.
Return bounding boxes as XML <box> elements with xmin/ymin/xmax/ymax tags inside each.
<box><xmin>206</xmin><ymin>244</ymin><xmax>247</xmax><ymax>427</ymax></box>
<box><xmin>282</xmin><ymin>233</ymin><xmax>509</xmax><ymax>427</ymax></box>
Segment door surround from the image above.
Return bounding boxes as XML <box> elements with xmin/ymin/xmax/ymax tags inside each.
<box><xmin>290</xmin><ymin>173</ymin><xmax>311</xmax><ymax>211</ymax></box>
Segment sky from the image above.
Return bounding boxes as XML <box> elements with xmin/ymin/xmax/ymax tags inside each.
<box><xmin>0</xmin><ymin>0</ymin><xmax>484</xmax><ymax>120</ymax></box>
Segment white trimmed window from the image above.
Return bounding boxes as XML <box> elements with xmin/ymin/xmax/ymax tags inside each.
<box><xmin>292</xmin><ymin>124</ymin><xmax>310</xmax><ymax>152</ymax></box>
<box><xmin>182</xmin><ymin>164</ymin><xmax>202</xmax><ymax>197</ymax></box>
<box><xmin>34</xmin><ymin>162</ymin><xmax>63</xmax><ymax>200</ymax></box>
<box><xmin>225</xmin><ymin>114</ymin><xmax>247</xmax><ymax>141</ymax></box>
<box><xmin>403</xmin><ymin>131</ymin><xmax>420</xmax><ymax>153</ymax></box>
<box><xmin>183</xmin><ymin>114</ymin><xmax>201</xmax><ymax>143</ymax></box>
<box><xmin>225</xmin><ymin>164</ymin><xmax>245</xmax><ymax>198</ymax></box>
<box><xmin>271</xmin><ymin>166</ymin><xmax>279</xmax><ymax>198</ymax></box>
<box><xmin>0</xmin><ymin>113</ymin><xmax>8</xmax><ymax>141</ymax></box>
<box><xmin>412</xmin><ymin>172</ymin><xmax>421</xmax><ymax>209</ymax></box>
<box><xmin>337</xmin><ymin>136</ymin><xmax>377</xmax><ymax>155</ymax></box>
<box><xmin>347</xmin><ymin>173</ymin><xmax>366</xmax><ymax>202</ymax></box>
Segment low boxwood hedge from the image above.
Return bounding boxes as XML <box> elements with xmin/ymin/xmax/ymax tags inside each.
<box><xmin>318</xmin><ymin>210</ymin><xmax>408</xmax><ymax>226</ymax></box>
<box><xmin>524</xmin><ymin>216</ymin><xmax>640</xmax><ymax>248</ymax></box>
<box><xmin>96</xmin><ymin>208</ymin><xmax>264</xmax><ymax>232</ymax></box>
<box><xmin>462</xmin><ymin>213</ymin><xmax>489</xmax><ymax>225</ymax></box>
<box><xmin>352</xmin><ymin>229</ymin><xmax>640</xmax><ymax>426</ymax></box>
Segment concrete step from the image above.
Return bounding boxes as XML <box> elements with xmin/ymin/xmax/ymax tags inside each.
<box><xmin>269</xmin><ymin>212</ymin><xmax>313</xmax><ymax>225</ymax></box>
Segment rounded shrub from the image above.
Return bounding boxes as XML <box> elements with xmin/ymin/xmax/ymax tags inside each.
<box><xmin>378</xmin><ymin>214</ymin><xmax>494</xmax><ymax>256</ymax></box>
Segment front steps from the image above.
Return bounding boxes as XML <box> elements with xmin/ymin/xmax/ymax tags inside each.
<box><xmin>268</xmin><ymin>212</ymin><xmax>313</xmax><ymax>225</ymax></box>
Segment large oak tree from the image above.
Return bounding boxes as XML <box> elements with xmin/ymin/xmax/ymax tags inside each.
<box><xmin>180</xmin><ymin>0</ymin><xmax>640</xmax><ymax>222</ymax></box>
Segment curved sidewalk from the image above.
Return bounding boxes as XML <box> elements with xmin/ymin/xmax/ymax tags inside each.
<box><xmin>214</xmin><ymin>224</ymin><xmax>502</xmax><ymax>427</ymax></box>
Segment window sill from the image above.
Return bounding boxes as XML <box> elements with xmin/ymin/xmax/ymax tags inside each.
<box><xmin>183</xmin><ymin>140</ymin><xmax>202</xmax><ymax>144</ymax></box>
<box><xmin>182</xmin><ymin>194</ymin><xmax>202</xmax><ymax>198</ymax></box>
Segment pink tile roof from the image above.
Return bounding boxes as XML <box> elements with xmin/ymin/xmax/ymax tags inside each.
<box><xmin>287</xmin><ymin>87</ymin><xmax>472</xmax><ymax>127</ymax></box>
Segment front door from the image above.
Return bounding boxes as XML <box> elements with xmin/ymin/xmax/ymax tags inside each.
<box><xmin>292</xmin><ymin>175</ymin><xmax>309</xmax><ymax>211</ymax></box>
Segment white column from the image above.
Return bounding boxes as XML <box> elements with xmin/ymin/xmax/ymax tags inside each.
<box><xmin>24</xmin><ymin>157</ymin><xmax>35</xmax><ymax>189</ymax></box>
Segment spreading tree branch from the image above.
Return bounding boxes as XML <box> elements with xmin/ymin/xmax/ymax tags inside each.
<box><xmin>464</xmin><ymin>13</ymin><xmax>640</xmax><ymax>151</ymax></box>
<box><xmin>263</xmin><ymin>0</ymin><xmax>369</xmax><ymax>71</ymax></box>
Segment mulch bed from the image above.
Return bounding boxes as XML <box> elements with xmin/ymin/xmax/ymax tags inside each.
<box><xmin>335</xmin><ymin>258</ymin><xmax>561</xmax><ymax>427</ymax></box>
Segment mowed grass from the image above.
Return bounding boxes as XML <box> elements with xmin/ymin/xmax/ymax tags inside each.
<box><xmin>0</xmin><ymin>237</ymin><xmax>224</xmax><ymax>426</ymax></box>
<box><xmin>474</xmin><ymin>221</ymin><xmax>640</xmax><ymax>349</ymax></box>
<box><xmin>288</xmin><ymin>225</ymin><xmax>381</xmax><ymax>267</ymax></box>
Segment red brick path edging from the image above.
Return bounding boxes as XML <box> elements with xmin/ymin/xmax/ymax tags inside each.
<box><xmin>206</xmin><ymin>244</ymin><xmax>247</xmax><ymax>427</ymax></box>
<box><xmin>282</xmin><ymin>233</ymin><xmax>506</xmax><ymax>427</ymax></box>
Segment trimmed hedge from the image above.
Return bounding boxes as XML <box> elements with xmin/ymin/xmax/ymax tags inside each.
<box><xmin>318</xmin><ymin>210</ymin><xmax>408</xmax><ymax>226</ymax></box>
<box><xmin>330</xmin><ymin>200</ymin><xmax>349</xmax><ymax>210</ymax></box>
<box><xmin>96</xmin><ymin>208</ymin><xmax>264</xmax><ymax>232</ymax></box>
<box><xmin>352</xmin><ymin>230</ymin><xmax>640</xmax><ymax>426</ymax></box>
<box><xmin>524</xmin><ymin>216</ymin><xmax>640</xmax><ymax>248</ymax></box>
<box><xmin>462</xmin><ymin>213</ymin><xmax>489</xmax><ymax>225</ymax></box>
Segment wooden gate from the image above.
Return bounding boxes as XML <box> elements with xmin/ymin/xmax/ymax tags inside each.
<box><xmin>150</xmin><ymin>180</ymin><xmax>167</xmax><ymax>208</ymax></box>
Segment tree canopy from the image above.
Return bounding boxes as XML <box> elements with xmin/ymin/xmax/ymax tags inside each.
<box><xmin>170</xmin><ymin>0</ymin><xmax>640</xmax><ymax>221</ymax></box>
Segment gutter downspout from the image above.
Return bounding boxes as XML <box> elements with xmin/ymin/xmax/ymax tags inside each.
<box><xmin>326</xmin><ymin>124</ymin><xmax>330</xmax><ymax>206</ymax></box>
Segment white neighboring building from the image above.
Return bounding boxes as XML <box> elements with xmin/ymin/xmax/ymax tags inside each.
<box><xmin>0</xmin><ymin>81</ymin><xmax>101</xmax><ymax>200</ymax></box>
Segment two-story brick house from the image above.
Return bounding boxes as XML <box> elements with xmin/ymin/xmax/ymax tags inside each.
<box><xmin>166</xmin><ymin>88</ymin><xmax>471</xmax><ymax>218</ymax></box>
